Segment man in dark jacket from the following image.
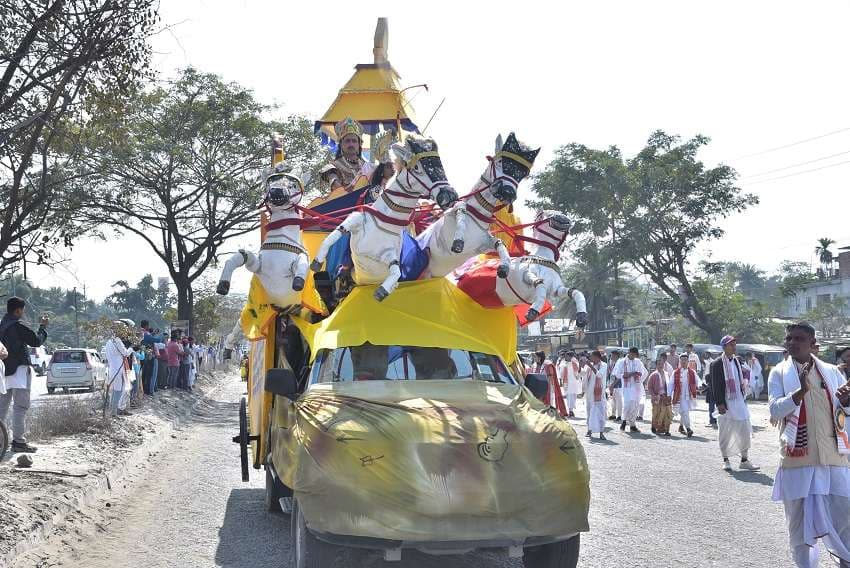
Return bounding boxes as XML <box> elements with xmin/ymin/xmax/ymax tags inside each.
<box><xmin>0</xmin><ymin>297</ymin><xmax>48</xmax><ymax>453</ymax></box>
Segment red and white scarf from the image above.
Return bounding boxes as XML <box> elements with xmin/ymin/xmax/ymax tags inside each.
<box><xmin>780</xmin><ymin>357</ymin><xmax>850</xmax><ymax>457</ymax></box>
<box><xmin>672</xmin><ymin>367</ymin><xmax>698</xmax><ymax>405</ymax></box>
<box><xmin>722</xmin><ymin>356</ymin><xmax>745</xmax><ymax>400</ymax></box>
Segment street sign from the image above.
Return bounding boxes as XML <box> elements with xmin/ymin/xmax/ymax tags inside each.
<box><xmin>543</xmin><ymin>318</ymin><xmax>567</xmax><ymax>332</ymax></box>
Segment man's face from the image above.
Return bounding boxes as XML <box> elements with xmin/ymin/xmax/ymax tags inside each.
<box><xmin>669</xmin><ymin>345</ymin><xmax>677</xmax><ymax>353</ymax></box>
<box><xmin>784</xmin><ymin>328</ymin><xmax>814</xmax><ymax>361</ymax></box>
<box><xmin>627</xmin><ymin>352</ymin><xmax>636</xmax><ymax>360</ymax></box>
<box><xmin>679</xmin><ymin>356</ymin><xmax>689</xmax><ymax>369</ymax></box>
<box><xmin>723</xmin><ymin>341</ymin><xmax>737</xmax><ymax>357</ymax></box>
<box><xmin>686</xmin><ymin>345</ymin><xmax>693</xmax><ymax>353</ymax></box>
<box><xmin>341</xmin><ymin>134</ymin><xmax>360</xmax><ymax>159</ymax></box>
<box><xmin>12</xmin><ymin>307</ymin><xmax>24</xmax><ymax>318</ymax></box>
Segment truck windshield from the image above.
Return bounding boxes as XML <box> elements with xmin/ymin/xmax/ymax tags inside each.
<box><xmin>312</xmin><ymin>344</ymin><xmax>516</xmax><ymax>384</ymax></box>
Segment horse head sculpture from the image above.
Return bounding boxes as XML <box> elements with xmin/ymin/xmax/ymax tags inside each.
<box><xmin>390</xmin><ymin>135</ymin><xmax>458</xmax><ymax>210</ymax></box>
<box><xmin>481</xmin><ymin>132</ymin><xmax>540</xmax><ymax>210</ymax></box>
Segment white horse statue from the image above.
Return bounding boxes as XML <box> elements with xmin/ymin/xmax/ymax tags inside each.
<box><xmin>216</xmin><ymin>164</ymin><xmax>311</xmax><ymax>310</ymax></box>
<box><xmin>310</xmin><ymin>135</ymin><xmax>458</xmax><ymax>301</ymax></box>
<box><xmin>494</xmin><ymin>210</ymin><xmax>588</xmax><ymax>324</ymax></box>
<box><xmin>417</xmin><ymin>132</ymin><xmax>540</xmax><ymax>279</ymax></box>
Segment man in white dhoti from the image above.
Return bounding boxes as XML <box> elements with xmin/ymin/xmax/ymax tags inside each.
<box><xmin>770</xmin><ymin>322</ymin><xmax>850</xmax><ymax>568</ymax></box>
<box><xmin>564</xmin><ymin>351</ymin><xmax>582</xmax><ymax>418</ymax></box>
<box><xmin>615</xmin><ymin>347</ymin><xmax>647</xmax><ymax>433</ymax></box>
<box><xmin>671</xmin><ymin>353</ymin><xmax>698</xmax><ymax>438</ymax></box>
<box><xmin>585</xmin><ymin>351</ymin><xmax>608</xmax><ymax>439</ymax></box>
<box><xmin>709</xmin><ymin>335</ymin><xmax>759</xmax><ymax>471</ymax></box>
<box><xmin>104</xmin><ymin>323</ymin><xmax>133</xmax><ymax>417</ymax></box>
<box><xmin>607</xmin><ymin>350</ymin><xmax>623</xmax><ymax>421</ymax></box>
<box><xmin>747</xmin><ymin>351</ymin><xmax>764</xmax><ymax>399</ymax></box>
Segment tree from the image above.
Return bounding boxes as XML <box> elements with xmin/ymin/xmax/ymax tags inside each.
<box><xmin>0</xmin><ymin>0</ymin><xmax>159</xmax><ymax>275</ymax></box>
<box><xmin>815</xmin><ymin>237</ymin><xmax>836</xmax><ymax>276</ymax></box>
<box><xmin>80</xmin><ymin>67</ymin><xmax>327</xmax><ymax>325</ymax></box>
<box><xmin>105</xmin><ymin>274</ymin><xmax>170</xmax><ymax>328</ymax></box>
<box><xmin>531</xmin><ymin>131</ymin><xmax>758</xmax><ymax>343</ymax></box>
<box><xmin>805</xmin><ymin>297</ymin><xmax>849</xmax><ymax>339</ymax></box>
<box><xmin>778</xmin><ymin>260</ymin><xmax>819</xmax><ymax>298</ymax></box>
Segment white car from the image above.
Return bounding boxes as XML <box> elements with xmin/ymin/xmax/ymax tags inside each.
<box><xmin>29</xmin><ymin>346</ymin><xmax>50</xmax><ymax>376</ymax></box>
<box><xmin>46</xmin><ymin>349</ymin><xmax>107</xmax><ymax>393</ymax></box>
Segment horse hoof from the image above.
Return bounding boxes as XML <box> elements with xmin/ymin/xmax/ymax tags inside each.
<box><xmin>292</xmin><ymin>277</ymin><xmax>305</xmax><ymax>291</ymax></box>
<box><xmin>526</xmin><ymin>308</ymin><xmax>540</xmax><ymax>321</ymax></box>
<box><xmin>451</xmin><ymin>239</ymin><xmax>465</xmax><ymax>254</ymax></box>
<box><xmin>497</xmin><ymin>264</ymin><xmax>509</xmax><ymax>278</ymax></box>
<box><xmin>576</xmin><ymin>312</ymin><xmax>588</xmax><ymax>328</ymax></box>
<box><xmin>216</xmin><ymin>281</ymin><xmax>230</xmax><ymax>295</ymax></box>
<box><xmin>310</xmin><ymin>259</ymin><xmax>323</xmax><ymax>272</ymax></box>
<box><xmin>374</xmin><ymin>287</ymin><xmax>389</xmax><ymax>302</ymax></box>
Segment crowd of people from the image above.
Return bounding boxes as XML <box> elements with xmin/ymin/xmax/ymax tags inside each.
<box><xmin>529</xmin><ymin>323</ymin><xmax>850</xmax><ymax>567</ymax></box>
<box><xmin>103</xmin><ymin>319</ymin><xmax>220</xmax><ymax>417</ymax></box>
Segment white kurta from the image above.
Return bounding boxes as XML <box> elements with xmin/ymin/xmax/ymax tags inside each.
<box><xmin>669</xmin><ymin>368</ymin><xmax>699</xmax><ymax>414</ymax></box>
<box><xmin>566</xmin><ymin>358</ymin><xmax>582</xmax><ymax>395</ymax></box>
<box><xmin>617</xmin><ymin>358</ymin><xmax>647</xmax><ymax>423</ymax></box>
<box><xmin>585</xmin><ymin>363</ymin><xmax>608</xmax><ymax>433</ymax></box>
<box><xmin>716</xmin><ymin>355</ymin><xmax>752</xmax><ymax>457</ymax></box>
<box><xmin>104</xmin><ymin>337</ymin><xmax>132</xmax><ymax>392</ymax></box>
<box><xmin>770</xmin><ymin>357</ymin><xmax>850</xmax><ymax>563</ymax></box>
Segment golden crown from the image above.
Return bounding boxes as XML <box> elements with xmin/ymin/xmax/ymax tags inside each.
<box><xmin>334</xmin><ymin>116</ymin><xmax>363</xmax><ymax>140</ymax></box>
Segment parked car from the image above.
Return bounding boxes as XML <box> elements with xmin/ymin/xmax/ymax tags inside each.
<box><xmin>46</xmin><ymin>349</ymin><xmax>107</xmax><ymax>393</ymax></box>
<box><xmin>735</xmin><ymin>343</ymin><xmax>785</xmax><ymax>395</ymax></box>
<box><xmin>29</xmin><ymin>346</ymin><xmax>50</xmax><ymax>376</ymax></box>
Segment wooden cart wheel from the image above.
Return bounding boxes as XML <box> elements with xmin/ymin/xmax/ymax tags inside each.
<box><xmin>238</xmin><ymin>397</ymin><xmax>249</xmax><ymax>481</ymax></box>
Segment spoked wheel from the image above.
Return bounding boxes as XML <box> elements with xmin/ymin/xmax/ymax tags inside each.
<box><xmin>0</xmin><ymin>420</ymin><xmax>8</xmax><ymax>462</ymax></box>
<box><xmin>232</xmin><ymin>397</ymin><xmax>257</xmax><ymax>482</ymax></box>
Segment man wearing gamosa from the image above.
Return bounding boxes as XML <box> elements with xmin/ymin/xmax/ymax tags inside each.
<box><xmin>769</xmin><ymin>322</ymin><xmax>850</xmax><ymax>567</ymax></box>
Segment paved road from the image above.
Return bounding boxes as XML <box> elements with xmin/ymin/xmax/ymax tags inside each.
<box><xmin>11</xmin><ymin>379</ymin><xmax>803</xmax><ymax>568</ymax></box>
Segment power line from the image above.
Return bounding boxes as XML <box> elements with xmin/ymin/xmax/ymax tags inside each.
<box><xmin>744</xmin><ymin>158</ymin><xmax>850</xmax><ymax>186</ymax></box>
<box><xmin>734</xmin><ymin>127</ymin><xmax>850</xmax><ymax>160</ymax></box>
<box><xmin>743</xmin><ymin>149</ymin><xmax>850</xmax><ymax>179</ymax></box>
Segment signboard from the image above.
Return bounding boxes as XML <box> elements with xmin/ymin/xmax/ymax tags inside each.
<box><xmin>543</xmin><ymin>318</ymin><xmax>567</xmax><ymax>333</ymax></box>
<box><xmin>607</xmin><ymin>339</ymin><xmax>619</xmax><ymax>346</ymax></box>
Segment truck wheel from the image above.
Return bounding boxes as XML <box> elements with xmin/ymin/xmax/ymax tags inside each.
<box><xmin>291</xmin><ymin>500</ymin><xmax>339</xmax><ymax>568</ymax></box>
<box><xmin>47</xmin><ymin>387</ymin><xmax>55</xmax><ymax>394</ymax></box>
<box><xmin>265</xmin><ymin>466</ymin><xmax>282</xmax><ymax>513</ymax></box>
<box><xmin>523</xmin><ymin>534</ymin><xmax>580</xmax><ymax>568</ymax></box>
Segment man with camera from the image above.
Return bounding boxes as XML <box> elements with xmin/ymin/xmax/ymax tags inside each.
<box><xmin>0</xmin><ymin>297</ymin><xmax>48</xmax><ymax>453</ymax></box>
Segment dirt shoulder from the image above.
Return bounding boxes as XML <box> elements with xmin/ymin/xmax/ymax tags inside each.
<box><xmin>0</xmin><ymin>368</ymin><xmax>233</xmax><ymax>566</ymax></box>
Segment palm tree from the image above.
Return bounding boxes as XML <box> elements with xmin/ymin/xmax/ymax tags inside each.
<box><xmin>815</xmin><ymin>237</ymin><xmax>836</xmax><ymax>276</ymax></box>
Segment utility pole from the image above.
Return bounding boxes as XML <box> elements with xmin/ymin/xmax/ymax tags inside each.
<box><xmin>73</xmin><ymin>287</ymin><xmax>80</xmax><ymax>347</ymax></box>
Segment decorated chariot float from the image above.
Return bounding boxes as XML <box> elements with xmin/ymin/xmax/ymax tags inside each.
<box><xmin>219</xmin><ymin>18</ymin><xmax>589</xmax><ymax>567</ymax></box>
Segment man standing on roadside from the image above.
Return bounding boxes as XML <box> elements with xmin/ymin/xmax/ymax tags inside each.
<box><xmin>685</xmin><ymin>343</ymin><xmax>702</xmax><ymax>374</ymax></box>
<box><xmin>165</xmin><ymin>332</ymin><xmax>181</xmax><ymax>389</ymax></box>
<box><xmin>0</xmin><ymin>297</ymin><xmax>47</xmax><ymax>453</ymax></box>
<box><xmin>710</xmin><ymin>335</ymin><xmax>759</xmax><ymax>472</ymax></box>
<box><xmin>770</xmin><ymin>322</ymin><xmax>850</xmax><ymax>567</ymax></box>
<box><xmin>615</xmin><ymin>347</ymin><xmax>647</xmax><ymax>433</ymax></box>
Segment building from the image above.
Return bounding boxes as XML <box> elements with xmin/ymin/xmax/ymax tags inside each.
<box><xmin>785</xmin><ymin>246</ymin><xmax>850</xmax><ymax>317</ymax></box>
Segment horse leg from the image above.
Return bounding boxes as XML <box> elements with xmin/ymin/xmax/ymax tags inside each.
<box><xmin>557</xmin><ymin>286</ymin><xmax>588</xmax><ymax>328</ymax></box>
<box><xmin>524</xmin><ymin>273</ymin><xmax>547</xmax><ymax>322</ymax></box>
<box><xmin>217</xmin><ymin>250</ymin><xmax>249</xmax><ymax>295</ymax></box>
<box><xmin>374</xmin><ymin>260</ymin><xmax>401</xmax><ymax>302</ymax></box>
<box><xmin>493</xmin><ymin>236</ymin><xmax>510</xmax><ymax>278</ymax></box>
<box><xmin>292</xmin><ymin>252</ymin><xmax>309</xmax><ymax>291</ymax></box>
<box><xmin>311</xmin><ymin>213</ymin><xmax>357</xmax><ymax>272</ymax></box>
<box><xmin>451</xmin><ymin>206</ymin><xmax>467</xmax><ymax>254</ymax></box>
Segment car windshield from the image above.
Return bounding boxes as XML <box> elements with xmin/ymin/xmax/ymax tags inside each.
<box><xmin>764</xmin><ymin>351</ymin><xmax>785</xmax><ymax>366</ymax></box>
<box><xmin>312</xmin><ymin>344</ymin><xmax>516</xmax><ymax>384</ymax></box>
<box><xmin>52</xmin><ymin>351</ymin><xmax>87</xmax><ymax>364</ymax></box>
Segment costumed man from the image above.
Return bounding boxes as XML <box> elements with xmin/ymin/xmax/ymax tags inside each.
<box><xmin>647</xmin><ymin>357</ymin><xmax>672</xmax><ymax>436</ymax></box>
<box><xmin>671</xmin><ymin>353</ymin><xmax>699</xmax><ymax>438</ymax></box>
<box><xmin>770</xmin><ymin>322</ymin><xmax>850</xmax><ymax>568</ymax></box>
<box><xmin>748</xmin><ymin>351</ymin><xmax>764</xmax><ymax>400</ymax></box>
<box><xmin>710</xmin><ymin>335</ymin><xmax>759</xmax><ymax>471</ymax></box>
<box><xmin>319</xmin><ymin>117</ymin><xmax>375</xmax><ymax>195</ymax></box>
<box><xmin>564</xmin><ymin>351</ymin><xmax>582</xmax><ymax>418</ymax></box>
<box><xmin>614</xmin><ymin>347</ymin><xmax>648</xmax><ymax>433</ymax></box>
<box><xmin>532</xmin><ymin>351</ymin><xmax>567</xmax><ymax>417</ymax></box>
<box><xmin>104</xmin><ymin>322</ymin><xmax>133</xmax><ymax>417</ymax></box>
<box><xmin>585</xmin><ymin>351</ymin><xmax>608</xmax><ymax>439</ymax></box>
<box><xmin>607</xmin><ymin>349</ymin><xmax>623</xmax><ymax>421</ymax></box>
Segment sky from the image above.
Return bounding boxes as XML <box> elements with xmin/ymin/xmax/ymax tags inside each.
<box><xmin>27</xmin><ymin>0</ymin><xmax>850</xmax><ymax>300</ymax></box>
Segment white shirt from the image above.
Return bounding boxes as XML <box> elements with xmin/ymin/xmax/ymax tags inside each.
<box><xmin>104</xmin><ymin>336</ymin><xmax>132</xmax><ymax>391</ymax></box>
<box><xmin>687</xmin><ymin>352</ymin><xmax>702</xmax><ymax>373</ymax></box>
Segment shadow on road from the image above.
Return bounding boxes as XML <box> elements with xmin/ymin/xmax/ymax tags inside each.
<box><xmin>215</xmin><ymin>488</ymin><xmax>291</xmax><ymax>567</ymax></box>
<box><xmin>728</xmin><ymin>470</ymin><xmax>774</xmax><ymax>486</ymax></box>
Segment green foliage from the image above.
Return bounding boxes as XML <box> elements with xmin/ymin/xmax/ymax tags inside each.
<box><xmin>0</xmin><ymin>0</ymin><xmax>159</xmax><ymax>274</ymax></box>
<box><xmin>79</xmin><ymin>67</ymin><xmax>326</xmax><ymax>322</ymax></box>
<box><xmin>531</xmin><ymin>130</ymin><xmax>758</xmax><ymax>343</ymax></box>
<box><xmin>778</xmin><ymin>260</ymin><xmax>820</xmax><ymax>298</ymax></box>
<box><xmin>105</xmin><ymin>274</ymin><xmax>172</xmax><ymax>329</ymax></box>
<box><xmin>805</xmin><ymin>297</ymin><xmax>850</xmax><ymax>339</ymax></box>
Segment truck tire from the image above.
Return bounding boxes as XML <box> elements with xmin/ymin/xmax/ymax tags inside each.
<box><xmin>291</xmin><ymin>500</ymin><xmax>339</xmax><ymax>568</ymax></box>
<box><xmin>47</xmin><ymin>387</ymin><xmax>55</xmax><ymax>394</ymax></box>
<box><xmin>265</xmin><ymin>466</ymin><xmax>282</xmax><ymax>513</ymax></box>
<box><xmin>523</xmin><ymin>534</ymin><xmax>580</xmax><ymax>568</ymax></box>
